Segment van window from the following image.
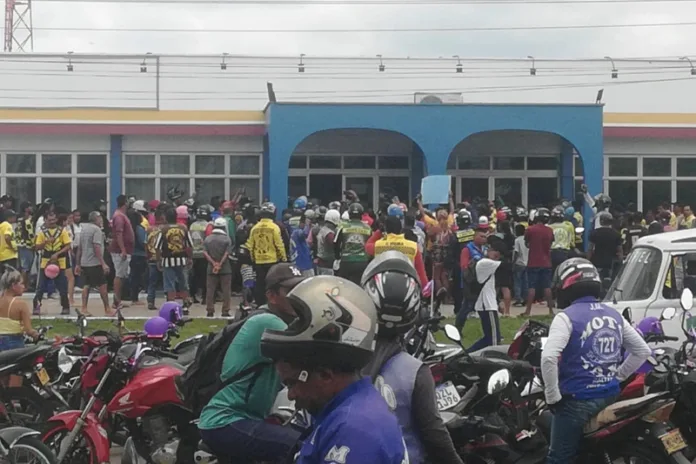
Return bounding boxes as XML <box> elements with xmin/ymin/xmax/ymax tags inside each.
<box><xmin>662</xmin><ymin>253</ymin><xmax>696</xmax><ymax>299</ymax></box>
<box><xmin>606</xmin><ymin>247</ymin><xmax>662</xmax><ymax>303</ymax></box>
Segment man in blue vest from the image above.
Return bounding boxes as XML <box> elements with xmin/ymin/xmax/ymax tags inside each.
<box><xmin>541</xmin><ymin>258</ymin><xmax>651</xmax><ymax>464</ymax></box>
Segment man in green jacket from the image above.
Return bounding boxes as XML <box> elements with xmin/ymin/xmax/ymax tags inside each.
<box><xmin>198</xmin><ymin>263</ymin><xmax>305</xmax><ymax>462</ymax></box>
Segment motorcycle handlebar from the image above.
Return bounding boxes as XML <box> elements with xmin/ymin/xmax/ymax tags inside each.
<box><xmin>479</xmin><ymin>423</ymin><xmax>507</xmax><ymax>436</ymax></box>
<box><xmin>645</xmin><ymin>334</ymin><xmax>679</xmax><ymax>343</ymax></box>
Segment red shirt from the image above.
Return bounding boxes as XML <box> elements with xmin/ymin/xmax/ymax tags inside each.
<box><xmin>525</xmin><ymin>224</ymin><xmax>553</xmax><ymax>268</ymax></box>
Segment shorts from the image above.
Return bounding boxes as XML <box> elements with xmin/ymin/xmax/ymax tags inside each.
<box><xmin>0</xmin><ymin>258</ymin><xmax>17</xmax><ymax>274</ymax></box>
<box><xmin>18</xmin><ymin>248</ymin><xmax>33</xmax><ymax>272</ymax></box>
<box><xmin>527</xmin><ymin>267</ymin><xmax>552</xmax><ymax>291</ymax></box>
<box><xmin>82</xmin><ymin>265</ymin><xmax>106</xmax><ymax>288</ymax></box>
<box><xmin>111</xmin><ymin>253</ymin><xmax>131</xmax><ymax>279</ymax></box>
<box><xmin>163</xmin><ymin>266</ymin><xmax>187</xmax><ymax>293</ymax></box>
<box><xmin>495</xmin><ymin>261</ymin><xmax>514</xmax><ymax>289</ymax></box>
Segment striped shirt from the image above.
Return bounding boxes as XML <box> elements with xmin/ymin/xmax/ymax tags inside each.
<box><xmin>154</xmin><ymin>225</ymin><xmax>193</xmax><ymax>268</ymax></box>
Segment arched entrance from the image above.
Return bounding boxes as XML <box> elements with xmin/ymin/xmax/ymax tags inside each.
<box><xmin>446</xmin><ymin>130</ymin><xmax>578</xmax><ymax>208</ymax></box>
<box><xmin>287</xmin><ymin>128</ymin><xmax>424</xmax><ymax>210</ymax></box>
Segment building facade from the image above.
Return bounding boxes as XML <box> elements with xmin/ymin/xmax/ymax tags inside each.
<box><xmin>0</xmin><ymin>106</ymin><xmax>695</xmax><ymax>226</ymax></box>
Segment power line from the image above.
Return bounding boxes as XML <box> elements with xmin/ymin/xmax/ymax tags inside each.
<box><xmin>27</xmin><ymin>21</ymin><xmax>696</xmax><ymax>34</ymax></box>
<box><xmin>0</xmin><ymin>74</ymin><xmax>691</xmax><ymax>100</ymax></box>
<box><xmin>30</xmin><ymin>0</ymin><xmax>696</xmax><ymax>4</ymax></box>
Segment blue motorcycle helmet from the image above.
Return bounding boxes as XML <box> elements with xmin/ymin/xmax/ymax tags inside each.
<box><xmin>293</xmin><ymin>195</ymin><xmax>308</xmax><ymax>210</ymax></box>
<box><xmin>387</xmin><ymin>203</ymin><xmax>404</xmax><ymax>218</ymax></box>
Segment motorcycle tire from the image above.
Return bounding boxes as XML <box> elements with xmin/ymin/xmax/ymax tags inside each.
<box><xmin>42</xmin><ymin>424</ymin><xmax>98</xmax><ymax>464</ymax></box>
<box><xmin>1</xmin><ymin>386</ymin><xmax>56</xmax><ymax>432</ymax></box>
<box><xmin>597</xmin><ymin>441</ymin><xmax>677</xmax><ymax>464</ymax></box>
<box><xmin>11</xmin><ymin>436</ymin><xmax>58</xmax><ymax>464</ymax></box>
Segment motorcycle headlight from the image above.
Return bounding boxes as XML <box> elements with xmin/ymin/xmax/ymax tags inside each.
<box><xmin>58</xmin><ymin>347</ymin><xmax>74</xmax><ymax>374</ymax></box>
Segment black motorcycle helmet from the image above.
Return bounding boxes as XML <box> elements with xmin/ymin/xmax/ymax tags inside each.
<box><xmin>315</xmin><ymin>206</ymin><xmax>328</xmax><ymax>220</ymax></box>
<box><xmin>360</xmin><ymin>251</ymin><xmax>421</xmax><ymax>335</ymax></box>
<box><xmin>551</xmin><ymin>206</ymin><xmax>565</xmax><ymax>223</ymax></box>
<box><xmin>553</xmin><ymin>258</ymin><xmax>602</xmax><ymax>309</ymax></box>
<box><xmin>167</xmin><ymin>186</ymin><xmax>184</xmax><ymax>202</ymax></box>
<box><xmin>535</xmin><ymin>207</ymin><xmax>551</xmax><ymax>224</ymax></box>
<box><xmin>515</xmin><ymin>206</ymin><xmax>529</xmax><ymax>222</ymax></box>
<box><xmin>456</xmin><ymin>208</ymin><xmax>472</xmax><ymax>229</ymax></box>
<box><xmin>348</xmin><ymin>202</ymin><xmax>363</xmax><ymax>219</ymax></box>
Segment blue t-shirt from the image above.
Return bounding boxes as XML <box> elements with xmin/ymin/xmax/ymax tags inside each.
<box><xmin>290</xmin><ymin>225</ymin><xmax>313</xmax><ymax>272</ymax></box>
<box><xmin>296</xmin><ymin>377</ymin><xmax>407</xmax><ymax>464</ymax></box>
<box><xmin>133</xmin><ymin>225</ymin><xmax>147</xmax><ymax>257</ymax></box>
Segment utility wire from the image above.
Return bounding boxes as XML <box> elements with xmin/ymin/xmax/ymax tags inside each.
<box><xmin>27</xmin><ymin>21</ymin><xmax>696</xmax><ymax>33</ymax></box>
<box><xmin>30</xmin><ymin>0</ymin><xmax>696</xmax><ymax>4</ymax></box>
<box><xmin>0</xmin><ymin>74</ymin><xmax>691</xmax><ymax>100</ymax></box>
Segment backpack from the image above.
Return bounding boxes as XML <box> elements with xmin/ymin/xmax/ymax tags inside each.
<box><xmin>462</xmin><ymin>258</ymin><xmax>491</xmax><ymax>301</ymax></box>
<box><xmin>176</xmin><ymin>309</ymin><xmax>270</xmax><ymax>415</ymax></box>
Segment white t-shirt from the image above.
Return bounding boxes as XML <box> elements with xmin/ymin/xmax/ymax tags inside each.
<box><xmin>475</xmin><ymin>258</ymin><xmax>501</xmax><ymax>311</ymax></box>
<box><xmin>513</xmin><ymin>236</ymin><xmax>529</xmax><ymax>267</ymax></box>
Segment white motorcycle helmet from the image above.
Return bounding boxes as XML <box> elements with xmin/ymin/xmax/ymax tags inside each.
<box><xmin>325</xmin><ymin>209</ymin><xmax>341</xmax><ymax>226</ymax></box>
<box><xmin>260</xmin><ymin>276</ymin><xmax>378</xmax><ymax>371</ymax></box>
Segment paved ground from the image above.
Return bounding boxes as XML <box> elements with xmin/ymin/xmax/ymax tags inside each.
<box><xmin>28</xmin><ymin>290</ymin><xmax>555</xmax><ymax>320</ymax></box>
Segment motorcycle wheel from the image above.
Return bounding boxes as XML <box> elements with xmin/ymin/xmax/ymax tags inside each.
<box><xmin>597</xmin><ymin>442</ymin><xmax>674</xmax><ymax>463</ymax></box>
<box><xmin>9</xmin><ymin>436</ymin><xmax>58</xmax><ymax>463</ymax></box>
<box><xmin>42</xmin><ymin>425</ymin><xmax>97</xmax><ymax>464</ymax></box>
<box><xmin>1</xmin><ymin>386</ymin><xmax>56</xmax><ymax>432</ymax></box>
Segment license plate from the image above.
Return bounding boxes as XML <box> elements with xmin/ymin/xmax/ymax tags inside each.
<box><xmin>660</xmin><ymin>429</ymin><xmax>687</xmax><ymax>455</ymax></box>
<box><xmin>36</xmin><ymin>368</ymin><xmax>50</xmax><ymax>386</ymax></box>
<box><xmin>436</xmin><ymin>381</ymin><xmax>461</xmax><ymax>411</ymax></box>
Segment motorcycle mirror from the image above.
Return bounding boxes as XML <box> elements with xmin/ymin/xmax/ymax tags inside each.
<box><xmin>681</xmin><ymin>288</ymin><xmax>694</xmax><ymax>311</ymax></box>
<box><xmin>575</xmin><ymin>227</ymin><xmax>585</xmax><ymax>234</ymax></box>
<box><xmin>444</xmin><ymin>324</ymin><xmax>462</xmax><ymax>345</ymax></box>
<box><xmin>622</xmin><ymin>307</ymin><xmax>633</xmax><ymax>324</ymax></box>
<box><xmin>487</xmin><ymin>369</ymin><xmax>511</xmax><ymax>395</ymax></box>
<box><xmin>661</xmin><ymin>307</ymin><xmax>677</xmax><ymax>321</ymax></box>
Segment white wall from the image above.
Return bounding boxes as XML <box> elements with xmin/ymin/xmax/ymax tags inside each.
<box><xmin>605</xmin><ymin>137</ymin><xmax>696</xmax><ymax>156</ymax></box>
<box><xmin>0</xmin><ymin>134</ymin><xmax>109</xmax><ymax>152</ymax></box>
<box><xmin>122</xmin><ymin>135</ymin><xmax>263</xmax><ymax>153</ymax></box>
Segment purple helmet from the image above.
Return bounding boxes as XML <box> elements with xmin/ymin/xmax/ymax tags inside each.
<box><xmin>636</xmin><ymin>317</ymin><xmax>663</xmax><ymax>337</ymax></box>
<box><xmin>159</xmin><ymin>302</ymin><xmax>183</xmax><ymax>324</ymax></box>
<box><xmin>144</xmin><ymin>317</ymin><xmax>169</xmax><ymax>337</ymax></box>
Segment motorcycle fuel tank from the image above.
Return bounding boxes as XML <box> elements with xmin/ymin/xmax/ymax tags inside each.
<box><xmin>108</xmin><ymin>362</ymin><xmax>184</xmax><ymax>418</ymax></box>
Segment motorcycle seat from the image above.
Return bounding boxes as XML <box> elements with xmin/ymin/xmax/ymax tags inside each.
<box><xmin>584</xmin><ymin>392</ymin><xmax>668</xmax><ymax>434</ymax></box>
<box><xmin>469</xmin><ymin>355</ymin><xmax>535</xmax><ymax>377</ymax></box>
<box><xmin>0</xmin><ymin>344</ymin><xmax>50</xmax><ymax>367</ymax></box>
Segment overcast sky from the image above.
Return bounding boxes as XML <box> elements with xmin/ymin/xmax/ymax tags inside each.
<box><xmin>22</xmin><ymin>0</ymin><xmax>696</xmax><ymax>57</ymax></box>
<box><xmin>1</xmin><ymin>0</ymin><xmax>695</xmax><ymax>111</ymax></box>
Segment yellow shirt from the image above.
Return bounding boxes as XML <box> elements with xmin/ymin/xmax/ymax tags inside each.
<box><xmin>35</xmin><ymin>227</ymin><xmax>71</xmax><ymax>269</ymax></box>
<box><xmin>374</xmin><ymin>233</ymin><xmax>418</xmax><ymax>262</ymax></box>
<box><xmin>246</xmin><ymin>218</ymin><xmax>287</xmax><ymax>265</ymax></box>
<box><xmin>670</xmin><ymin>212</ymin><xmax>677</xmax><ymax>228</ymax></box>
<box><xmin>141</xmin><ymin>217</ymin><xmax>150</xmax><ymax>231</ymax></box>
<box><xmin>0</xmin><ymin>222</ymin><xmax>17</xmax><ymax>261</ymax></box>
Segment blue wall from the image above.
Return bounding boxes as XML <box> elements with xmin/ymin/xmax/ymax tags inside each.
<box><xmin>265</xmin><ymin>103</ymin><xmax>604</xmax><ymax>234</ymax></box>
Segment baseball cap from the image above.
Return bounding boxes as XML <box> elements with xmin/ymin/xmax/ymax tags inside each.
<box><xmin>477</xmin><ymin>216</ymin><xmax>489</xmax><ymax>230</ymax></box>
<box><xmin>213</xmin><ymin>217</ymin><xmax>227</xmax><ymax>228</ymax></box>
<box><xmin>265</xmin><ymin>263</ymin><xmax>306</xmax><ymax>291</ymax></box>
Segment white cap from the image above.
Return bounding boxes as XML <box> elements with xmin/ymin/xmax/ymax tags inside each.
<box><xmin>213</xmin><ymin>217</ymin><xmax>227</xmax><ymax>228</ymax></box>
<box><xmin>132</xmin><ymin>200</ymin><xmax>147</xmax><ymax>213</ymax></box>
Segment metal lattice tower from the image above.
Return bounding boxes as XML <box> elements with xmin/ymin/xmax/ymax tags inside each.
<box><xmin>4</xmin><ymin>0</ymin><xmax>33</xmax><ymax>52</ymax></box>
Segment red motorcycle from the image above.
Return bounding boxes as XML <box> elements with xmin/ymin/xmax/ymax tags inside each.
<box><xmin>42</xmin><ymin>334</ymin><xmax>192</xmax><ymax>464</ymax></box>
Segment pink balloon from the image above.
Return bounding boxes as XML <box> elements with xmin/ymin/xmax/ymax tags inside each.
<box><xmin>44</xmin><ymin>264</ymin><xmax>60</xmax><ymax>280</ymax></box>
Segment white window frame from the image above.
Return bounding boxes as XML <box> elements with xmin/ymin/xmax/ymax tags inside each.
<box><xmin>288</xmin><ymin>154</ymin><xmax>411</xmax><ymax>210</ymax></box>
<box><xmin>448</xmin><ymin>155</ymin><xmax>558</xmax><ymax>206</ymax></box>
<box><xmin>122</xmin><ymin>152</ymin><xmax>262</xmax><ymax>202</ymax></box>
<box><xmin>1</xmin><ymin>152</ymin><xmax>110</xmax><ymax>210</ymax></box>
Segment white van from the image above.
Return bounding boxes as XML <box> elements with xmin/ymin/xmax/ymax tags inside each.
<box><xmin>605</xmin><ymin>229</ymin><xmax>696</xmax><ymax>345</ymax></box>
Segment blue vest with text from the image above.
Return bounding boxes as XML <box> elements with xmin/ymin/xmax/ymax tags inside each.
<box><xmin>376</xmin><ymin>352</ymin><xmax>425</xmax><ymax>464</ymax></box>
<box><xmin>559</xmin><ymin>297</ymin><xmax>623</xmax><ymax>400</ymax></box>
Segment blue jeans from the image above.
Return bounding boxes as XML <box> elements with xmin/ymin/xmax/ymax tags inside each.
<box><xmin>548</xmin><ymin>395</ymin><xmax>617</xmax><ymax>464</ymax></box>
<box><xmin>34</xmin><ymin>269</ymin><xmax>69</xmax><ymax>310</ymax></box>
<box><xmin>455</xmin><ymin>298</ymin><xmax>473</xmax><ymax>332</ymax></box>
<box><xmin>199</xmin><ymin>419</ymin><xmax>301</xmax><ymax>462</ymax></box>
<box><xmin>18</xmin><ymin>248</ymin><xmax>33</xmax><ymax>272</ymax></box>
<box><xmin>513</xmin><ymin>266</ymin><xmax>528</xmax><ymax>301</ymax></box>
<box><xmin>467</xmin><ymin>310</ymin><xmax>501</xmax><ymax>353</ymax></box>
<box><xmin>163</xmin><ymin>266</ymin><xmax>187</xmax><ymax>293</ymax></box>
<box><xmin>0</xmin><ymin>334</ymin><xmax>24</xmax><ymax>352</ymax></box>
<box><xmin>147</xmin><ymin>262</ymin><xmax>160</xmax><ymax>304</ymax></box>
